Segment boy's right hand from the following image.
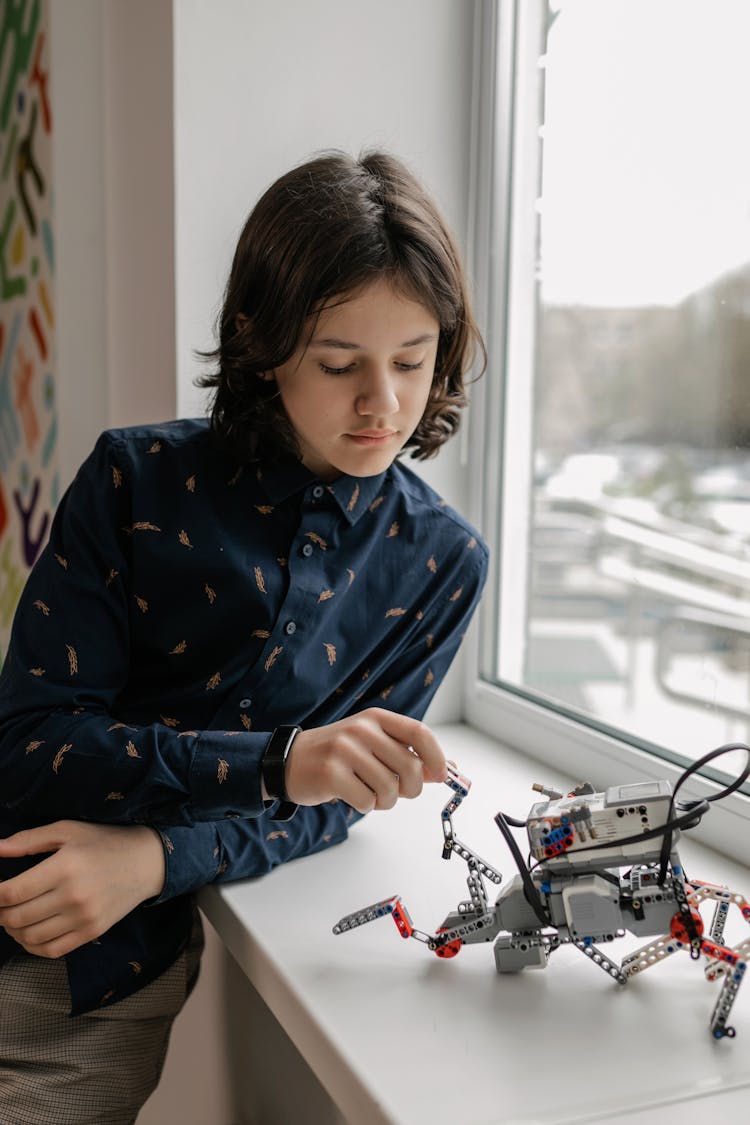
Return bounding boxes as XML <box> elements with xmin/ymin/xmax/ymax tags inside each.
<box><xmin>284</xmin><ymin>707</ymin><xmax>447</xmax><ymax>813</ymax></box>
<box><xmin>0</xmin><ymin>821</ymin><xmax>165</xmax><ymax>958</ymax></box>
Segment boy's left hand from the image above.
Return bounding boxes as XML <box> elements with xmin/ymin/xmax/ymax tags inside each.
<box><xmin>0</xmin><ymin>821</ymin><xmax>166</xmax><ymax>958</ymax></box>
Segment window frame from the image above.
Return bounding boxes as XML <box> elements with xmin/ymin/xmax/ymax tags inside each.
<box><xmin>463</xmin><ymin>0</ymin><xmax>750</xmax><ymax>864</ymax></box>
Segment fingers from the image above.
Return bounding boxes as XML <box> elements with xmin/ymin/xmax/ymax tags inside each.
<box><xmin>339</xmin><ymin>727</ymin><xmax>423</xmax><ymax>805</ymax></box>
<box><xmin>0</xmin><ymin>822</ymin><xmax>73</xmax><ymax>857</ymax></box>
<box><xmin>366</xmin><ymin>709</ymin><xmax>447</xmax><ymax>783</ymax></box>
<box><xmin>349</xmin><ymin>744</ymin><xmax>416</xmax><ymax>811</ymax></box>
<box><xmin>0</xmin><ymin>883</ymin><xmax>82</xmax><ymax>959</ymax></box>
<box><xmin>0</xmin><ymin>872</ymin><xmax>105</xmax><ymax>958</ymax></box>
<box><xmin>352</xmin><ymin>709</ymin><xmax>446</xmax><ymax>789</ymax></box>
<box><xmin>5</xmin><ymin>923</ymin><xmax>81</xmax><ymax>959</ymax></box>
<box><xmin>0</xmin><ymin>886</ymin><xmax>57</xmax><ymax>929</ymax></box>
<box><xmin>0</xmin><ymin>859</ymin><xmax>58</xmax><ymax>910</ymax></box>
<box><xmin>0</xmin><ymin>861</ymin><xmax>71</xmax><ymax>945</ymax></box>
<box><xmin>286</xmin><ymin>708</ymin><xmax>446</xmax><ymax>812</ymax></box>
<box><xmin>316</xmin><ymin>738</ymin><xmax>396</xmax><ymax>813</ymax></box>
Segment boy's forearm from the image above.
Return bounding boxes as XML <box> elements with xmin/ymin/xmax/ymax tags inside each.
<box><xmin>0</xmin><ymin>704</ymin><xmax>271</xmax><ymax>828</ymax></box>
<box><xmin>154</xmin><ymin>801</ymin><xmax>363</xmax><ymax>902</ymax></box>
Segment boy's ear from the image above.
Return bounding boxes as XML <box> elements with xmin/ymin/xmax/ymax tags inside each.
<box><xmin>257</xmin><ymin>371</ymin><xmax>276</xmax><ymax>382</ymax></box>
<box><xmin>235</xmin><ymin>313</ymin><xmax>250</xmax><ymax>331</ymax></box>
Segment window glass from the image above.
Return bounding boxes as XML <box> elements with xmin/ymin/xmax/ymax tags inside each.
<box><xmin>491</xmin><ymin>0</ymin><xmax>750</xmax><ymax>764</ymax></box>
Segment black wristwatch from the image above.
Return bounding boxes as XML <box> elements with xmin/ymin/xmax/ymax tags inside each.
<box><xmin>262</xmin><ymin>725</ymin><xmax>301</xmax><ymax>821</ymax></box>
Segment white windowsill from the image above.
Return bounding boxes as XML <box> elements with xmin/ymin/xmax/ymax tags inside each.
<box><xmin>199</xmin><ymin>723</ymin><xmax>750</xmax><ymax>1125</ymax></box>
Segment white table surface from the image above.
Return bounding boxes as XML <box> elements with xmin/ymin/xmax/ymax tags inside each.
<box><xmin>199</xmin><ymin>724</ymin><xmax>750</xmax><ymax>1125</ymax></box>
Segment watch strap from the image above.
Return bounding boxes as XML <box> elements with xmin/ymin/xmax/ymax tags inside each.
<box><xmin>262</xmin><ymin>725</ymin><xmax>301</xmax><ymax>822</ymax></box>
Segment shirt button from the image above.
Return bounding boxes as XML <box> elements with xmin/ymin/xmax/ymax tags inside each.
<box><xmin>301</xmin><ymin>543</ymin><xmax>314</xmax><ymax>557</ymax></box>
<box><xmin>312</xmin><ymin>485</ymin><xmax>325</xmax><ymax>499</ymax></box>
<box><xmin>284</xmin><ymin>621</ymin><xmax>297</xmax><ymax>636</ymax></box>
<box><xmin>240</xmin><ymin>698</ymin><xmax>252</xmax><ymax>709</ymax></box>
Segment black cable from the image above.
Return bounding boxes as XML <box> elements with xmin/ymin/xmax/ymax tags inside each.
<box><xmin>500</xmin><ymin>813</ymin><xmax>528</xmax><ymax>829</ymax></box>
<box><xmin>494</xmin><ymin>811</ymin><xmax>550</xmax><ymax>925</ymax></box>
<box><xmin>657</xmin><ymin>741</ymin><xmax>750</xmax><ymax>882</ymax></box>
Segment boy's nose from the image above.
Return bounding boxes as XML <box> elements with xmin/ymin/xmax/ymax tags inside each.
<box><xmin>355</xmin><ymin>369</ymin><xmax>399</xmax><ymax>416</ymax></box>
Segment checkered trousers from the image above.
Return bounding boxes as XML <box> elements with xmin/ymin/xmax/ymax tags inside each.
<box><xmin>0</xmin><ymin>910</ymin><xmax>204</xmax><ymax>1125</ymax></box>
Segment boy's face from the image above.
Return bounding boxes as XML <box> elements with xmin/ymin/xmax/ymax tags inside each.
<box><xmin>270</xmin><ymin>279</ymin><xmax>440</xmax><ymax>480</ymax></box>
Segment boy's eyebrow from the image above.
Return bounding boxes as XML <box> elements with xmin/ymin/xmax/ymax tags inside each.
<box><xmin>310</xmin><ymin>333</ymin><xmax>438</xmax><ymax>349</ymax></box>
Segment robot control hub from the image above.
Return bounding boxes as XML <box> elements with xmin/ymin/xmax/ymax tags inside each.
<box><xmin>333</xmin><ymin>745</ymin><xmax>750</xmax><ymax>1041</ymax></box>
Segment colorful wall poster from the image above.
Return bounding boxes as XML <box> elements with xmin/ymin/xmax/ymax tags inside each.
<box><xmin>0</xmin><ymin>0</ymin><xmax>56</xmax><ymax>661</ymax></box>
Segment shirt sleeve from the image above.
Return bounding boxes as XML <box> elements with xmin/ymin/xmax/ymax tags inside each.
<box><xmin>152</xmin><ymin>801</ymin><xmax>364</xmax><ymax>901</ymax></box>
<box><xmin>352</xmin><ymin>534</ymin><xmax>489</xmax><ymax>721</ymax></box>
<box><xmin>0</xmin><ymin>432</ymin><xmax>270</xmax><ymax>828</ymax></box>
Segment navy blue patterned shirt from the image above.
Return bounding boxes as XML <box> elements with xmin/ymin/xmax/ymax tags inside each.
<box><xmin>0</xmin><ymin>418</ymin><xmax>487</xmax><ymax>1014</ymax></box>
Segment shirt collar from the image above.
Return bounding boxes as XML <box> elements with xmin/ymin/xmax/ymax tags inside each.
<box><xmin>256</xmin><ymin>457</ymin><xmax>315</xmax><ymax>505</ymax></box>
<box><xmin>325</xmin><ymin>471</ymin><xmax>389</xmax><ymax>525</ymax></box>
<box><xmin>257</xmin><ymin>457</ymin><xmax>389</xmax><ymax>526</ymax></box>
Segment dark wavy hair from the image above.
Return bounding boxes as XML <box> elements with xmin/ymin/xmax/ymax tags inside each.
<box><xmin>198</xmin><ymin>150</ymin><xmax>485</xmax><ymax>464</ymax></box>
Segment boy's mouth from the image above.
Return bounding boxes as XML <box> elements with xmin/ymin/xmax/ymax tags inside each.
<box><xmin>345</xmin><ymin>430</ymin><xmax>398</xmax><ymax>446</ymax></box>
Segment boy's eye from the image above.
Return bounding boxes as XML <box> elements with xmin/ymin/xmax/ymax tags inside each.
<box><xmin>318</xmin><ymin>358</ymin><xmax>426</xmax><ymax>376</ymax></box>
<box><xmin>320</xmin><ymin>362</ymin><xmax>356</xmax><ymax>376</ymax></box>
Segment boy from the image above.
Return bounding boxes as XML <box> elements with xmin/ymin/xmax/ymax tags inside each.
<box><xmin>0</xmin><ymin>150</ymin><xmax>487</xmax><ymax>1123</ymax></box>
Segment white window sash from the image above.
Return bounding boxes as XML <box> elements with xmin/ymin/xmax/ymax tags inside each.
<box><xmin>463</xmin><ymin>0</ymin><xmax>750</xmax><ymax>862</ymax></box>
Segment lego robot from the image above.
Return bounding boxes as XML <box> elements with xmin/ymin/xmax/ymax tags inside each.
<box><xmin>334</xmin><ymin>754</ymin><xmax>750</xmax><ymax>1040</ymax></box>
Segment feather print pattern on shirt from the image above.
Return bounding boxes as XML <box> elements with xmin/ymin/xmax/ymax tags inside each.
<box><xmin>0</xmin><ymin>419</ymin><xmax>488</xmax><ymax>1017</ymax></box>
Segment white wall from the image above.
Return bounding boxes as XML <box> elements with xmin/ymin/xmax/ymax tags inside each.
<box><xmin>174</xmin><ymin>0</ymin><xmax>474</xmax><ymax>430</ymax></box>
<box><xmin>50</xmin><ymin>0</ymin><xmax>176</xmax><ymax>491</ymax></box>
<box><xmin>49</xmin><ymin>0</ymin><xmax>108</xmax><ymax>489</ymax></box>
<box><xmin>101</xmin><ymin>0</ymin><xmax>177</xmax><ymax>429</ymax></box>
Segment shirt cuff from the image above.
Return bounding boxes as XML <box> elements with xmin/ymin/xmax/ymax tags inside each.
<box><xmin>188</xmin><ymin>730</ymin><xmax>270</xmax><ymax>819</ymax></box>
<box><xmin>151</xmin><ymin>821</ymin><xmax>222</xmax><ymax>901</ymax></box>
